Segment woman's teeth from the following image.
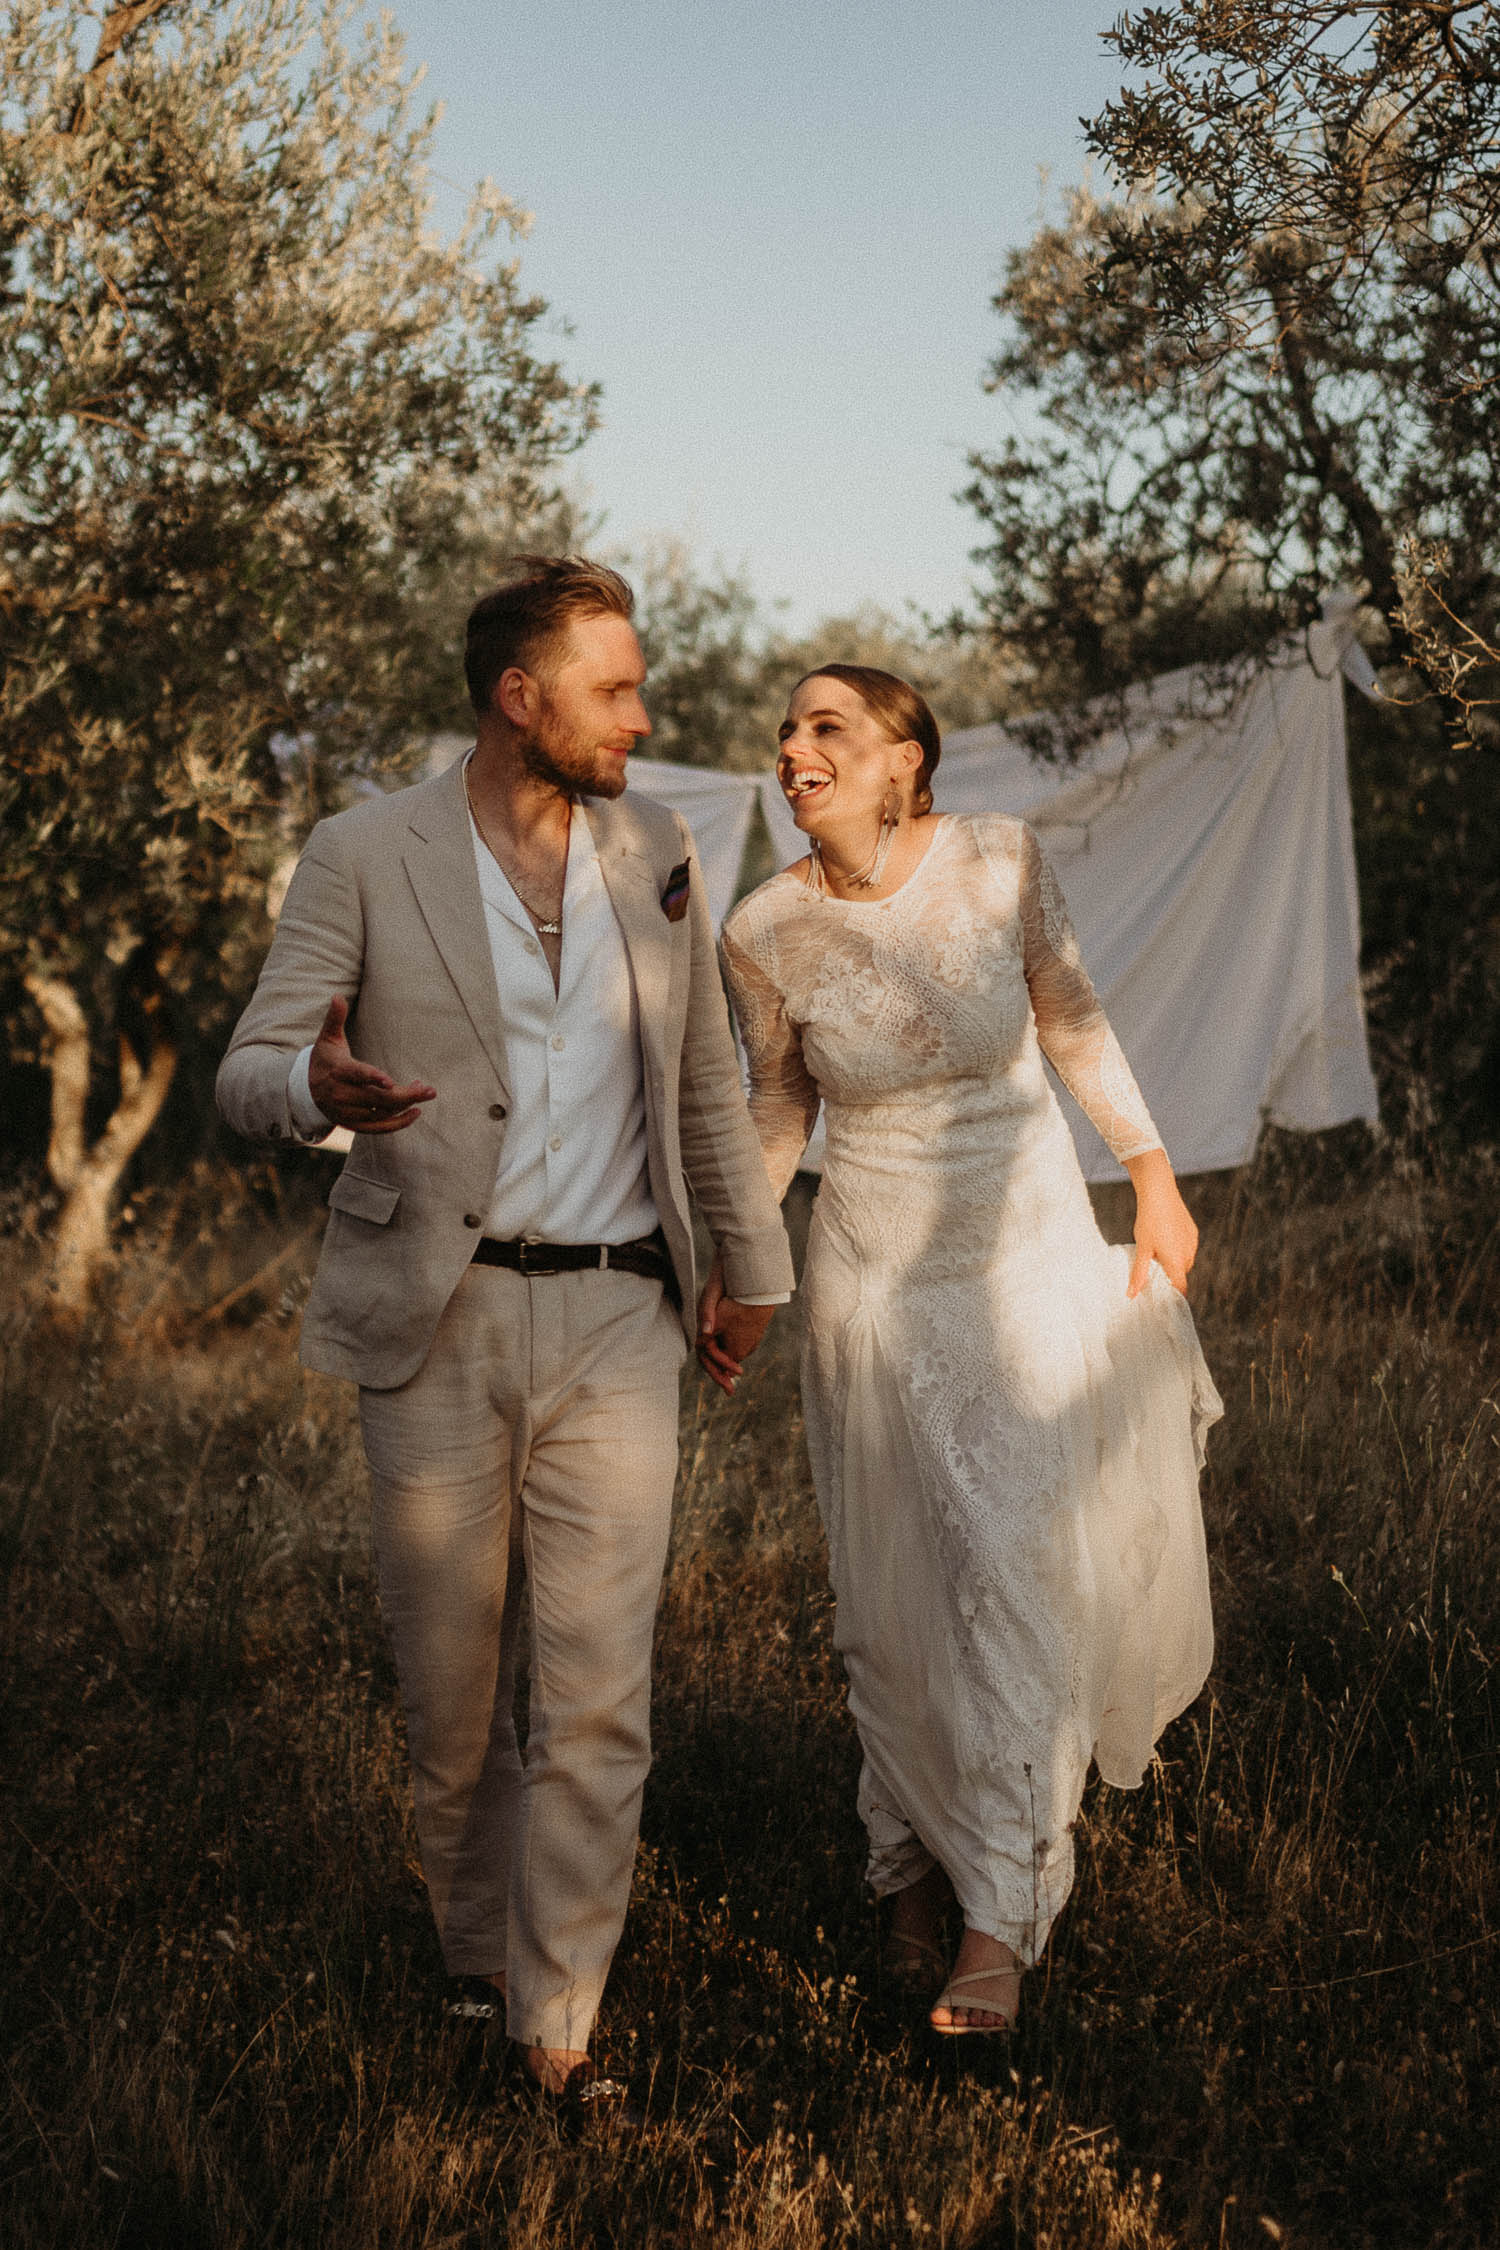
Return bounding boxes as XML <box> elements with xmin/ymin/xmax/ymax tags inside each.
<box><xmin>785</xmin><ymin>771</ymin><xmax>830</xmax><ymax>798</ymax></box>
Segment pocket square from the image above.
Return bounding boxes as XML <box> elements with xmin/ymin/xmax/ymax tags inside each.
<box><xmin>660</xmin><ymin>860</ymin><xmax>691</xmax><ymax>922</ymax></box>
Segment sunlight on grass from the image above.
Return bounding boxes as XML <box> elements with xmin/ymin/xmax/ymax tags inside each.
<box><xmin>2</xmin><ymin>1132</ymin><xmax>1496</xmax><ymax>2246</ymax></box>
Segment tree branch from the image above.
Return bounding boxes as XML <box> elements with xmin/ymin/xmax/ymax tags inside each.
<box><xmin>0</xmin><ymin>583</ymin><xmax>112</xmax><ymax>616</ymax></box>
<box><xmin>99</xmin><ymin>1009</ymin><xmax>177</xmax><ymax>1168</ymax></box>
<box><xmin>66</xmin><ymin>0</ymin><xmax>185</xmax><ymax>132</ymax></box>
<box><xmin>1267</xmin><ymin>285</ymin><xmax>1400</xmax><ymax>618</ymax></box>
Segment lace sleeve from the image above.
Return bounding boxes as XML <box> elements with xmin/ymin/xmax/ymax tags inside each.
<box><xmin>1018</xmin><ymin>826</ymin><xmax>1163</xmax><ymax>1164</ymax></box>
<box><xmin>720</xmin><ymin>918</ymin><xmax>822</xmax><ymax>1203</ymax></box>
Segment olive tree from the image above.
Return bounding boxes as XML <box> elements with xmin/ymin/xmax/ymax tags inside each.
<box><xmin>965</xmin><ymin>0</ymin><xmax>1500</xmax><ymax>729</ymax></box>
<box><xmin>960</xmin><ymin>2</ymin><xmax>1500</xmax><ymax>1118</ymax></box>
<box><xmin>0</xmin><ymin>0</ymin><xmax>593</xmax><ymax>1311</ymax></box>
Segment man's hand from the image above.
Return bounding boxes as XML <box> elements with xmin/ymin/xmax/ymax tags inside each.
<box><xmin>308</xmin><ymin>994</ymin><xmax>437</xmax><ymax>1134</ymax></box>
<box><xmin>696</xmin><ymin>1257</ymin><xmax>775</xmax><ymax>1395</ymax></box>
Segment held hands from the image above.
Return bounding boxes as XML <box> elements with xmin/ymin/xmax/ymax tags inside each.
<box><xmin>1124</xmin><ymin>1147</ymin><xmax>1198</xmax><ymax>1298</ymax></box>
<box><xmin>696</xmin><ymin>1256</ymin><xmax>775</xmax><ymax>1395</ymax></box>
<box><xmin>308</xmin><ymin>994</ymin><xmax>436</xmax><ymax>1134</ymax></box>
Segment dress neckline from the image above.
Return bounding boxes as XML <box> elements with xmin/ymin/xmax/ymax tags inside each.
<box><xmin>786</xmin><ymin>814</ymin><xmax>952</xmax><ymax>910</ymax></box>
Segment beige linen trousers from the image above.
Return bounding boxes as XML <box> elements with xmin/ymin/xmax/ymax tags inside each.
<box><xmin>218</xmin><ymin>759</ymin><xmax>793</xmax><ymax>2047</ymax></box>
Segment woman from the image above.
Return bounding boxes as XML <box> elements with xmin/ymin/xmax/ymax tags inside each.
<box><xmin>705</xmin><ymin>665</ymin><xmax>1221</xmax><ymax>2033</ymax></box>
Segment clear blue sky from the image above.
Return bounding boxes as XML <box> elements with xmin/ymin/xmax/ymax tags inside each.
<box><xmin>388</xmin><ymin>1</ymin><xmax>1127</xmax><ymax>630</ymax></box>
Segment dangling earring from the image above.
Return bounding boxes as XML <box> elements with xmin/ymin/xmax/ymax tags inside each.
<box><xmin>810</xmin><ymin>779</ymin><xmax>904</xmax><ymax>897</ymax></box>
<box><xmin>846</xmin><ymin>782</ymin><xmax>901</xmax><ymax>890</ymax></box>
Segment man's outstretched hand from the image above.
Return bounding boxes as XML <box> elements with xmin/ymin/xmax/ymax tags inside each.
<box><xmin>308</xmin><ymin>995</ymin><xmax>436</xmax><ymax>1134</ymax></box>
<box><xmin>696</xmin><ymin>1257</ymin><xmax>776</xmax><ymax>1395</ymax></box>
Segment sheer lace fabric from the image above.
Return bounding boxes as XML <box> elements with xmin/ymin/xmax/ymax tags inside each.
<box><xmin>721</xmin><ymin>815</ymin><xmax>1220</xmax><ymax>1962</ymax></box>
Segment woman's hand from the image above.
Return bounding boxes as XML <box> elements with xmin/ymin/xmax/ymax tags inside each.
<box><xmin>1124</xmin><ymin>1147</ymin><xmax>1198</xmax><ymax>1298</ymax></box>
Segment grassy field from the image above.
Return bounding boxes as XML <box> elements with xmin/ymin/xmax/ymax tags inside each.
<box><xmin>2</xmin><ymin>1130</ymin><xmax>1497</xmax><ymax>2249</ymax></box>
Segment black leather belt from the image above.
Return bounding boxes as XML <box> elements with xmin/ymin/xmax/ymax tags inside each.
<box><xmin>471</xmin><ymin>1229</ymin><xmax>675</xmax><ymax>1293</ymax></box>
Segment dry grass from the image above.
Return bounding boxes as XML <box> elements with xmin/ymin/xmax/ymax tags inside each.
<box><xmin>1</xmin><ymin>1131</ymin><xmax>1496</xmax><ymax>2248</ymax></box>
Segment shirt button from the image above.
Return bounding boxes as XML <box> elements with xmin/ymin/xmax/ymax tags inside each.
<box><xmin>489</xmin><ymin>1103</ymin><xmax>507</xmax><ymax>1121</ymax></box>
<box><xmin>524</xmin><ymin>938</ymin><xmax>540</xmax><ymax>957</ymax></box>
<box><xmin>463</xmin><ymin>1212</ymin><xmax>482</xmax><ymax>1229</ymax></box>
<box><xmin>551</xmin><ymin>1033</ymin><xmax>565</xmax><ymax>1051</ymax></box>
<box><xmin>548</xmin><ymin>1134</ymin><xmax>562</xmax><ymax>1152</ymax></box>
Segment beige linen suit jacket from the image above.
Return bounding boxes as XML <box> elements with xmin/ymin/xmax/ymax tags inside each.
<box><xmin>216</xmin><ymin>756</ymin><xmax>794</xmax><ymax>1388</ymax></box>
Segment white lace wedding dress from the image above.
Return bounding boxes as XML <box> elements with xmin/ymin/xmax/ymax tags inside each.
<box><xmin>720</xmin><ymin>814</ymin><xmax>1221</xmax><ymax>1961</ymax></box>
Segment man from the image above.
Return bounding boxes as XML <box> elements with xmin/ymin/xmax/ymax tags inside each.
<box><xmin>217</xmin><ymin>557</ymin><xmax>793</xmax><ymax>2111</ymax></box>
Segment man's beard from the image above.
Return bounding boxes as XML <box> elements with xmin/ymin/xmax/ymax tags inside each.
<box><xmin>518</xmin><ymin>701</ymin><xmax>628</xmax><ymax>800</ymax></box>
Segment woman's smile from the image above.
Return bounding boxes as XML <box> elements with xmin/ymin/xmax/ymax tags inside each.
<box><xmin>780</xmin><ymin>763</ymin><xmax>834</xmax><ymax>804</ymax></box>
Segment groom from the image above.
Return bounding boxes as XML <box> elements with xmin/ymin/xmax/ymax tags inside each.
<box><xmin>217</xmin><ymin>556</ymin><xmax>793</xmax><ymax>2107</ymax></box>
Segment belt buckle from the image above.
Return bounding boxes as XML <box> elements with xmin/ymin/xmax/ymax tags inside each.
<box><xmin>517</xmin><ymin>1239</ymin><xmax>546</xmax><ymax>1277</ymax></box>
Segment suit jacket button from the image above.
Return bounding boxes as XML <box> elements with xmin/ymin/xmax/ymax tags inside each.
<box><xmin>463</xmin><ymin>1212</ymin><xmax>482</xmax><ymax>1229</ymax></box>
<box><xmin>489</xmin><ymin>1103</ymin><xmax>507</xmax><ymax>1120</ymax></box>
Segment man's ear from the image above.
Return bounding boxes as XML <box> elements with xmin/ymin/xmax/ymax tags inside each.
<box><xmin>495</xmin><ymin>665</ymin><xmax>538</xmax><ymax>730</ymax></box>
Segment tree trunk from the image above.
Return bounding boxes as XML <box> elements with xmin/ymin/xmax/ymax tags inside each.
<box><xmin>23</xmin><ymin>968</ymin><xmax>178</xmax><ymax>1320</ymax></box>
<box><xmin>1267</xmin><ymin>286</ymin><xmax>1403</xmax><ymax>622</ymax></box>
<box><xmin>23</xmin><ymin>969</ymin><xmax>90</xmax><ymax>1195</ymax></box>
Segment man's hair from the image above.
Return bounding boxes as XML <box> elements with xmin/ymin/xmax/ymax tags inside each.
<box><xmin>795</xmin><ymin>663</ymin><xmax>942</xmax><ymax>815</ymax></box>
<box><xmin>464</xmin><ymin>556</ymin><xmax>635</xmax><ymax>716</ymax></box>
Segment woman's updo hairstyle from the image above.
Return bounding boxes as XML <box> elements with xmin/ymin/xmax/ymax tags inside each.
<box><xmin>796</xmin><ymin>663</ymin><xmax>941</xmax><ymax>816</ymax></box>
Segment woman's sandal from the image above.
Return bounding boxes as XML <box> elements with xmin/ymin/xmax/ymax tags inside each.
<box><xmin>883</xmin><ymin>1930</ymin><xmax>949</xmax><ymax>1998</ymax></box>
<box><xmin>928</xmin><ymin>1965</ymin><xmax>1020</xmax><ymax>2036</ymax></box>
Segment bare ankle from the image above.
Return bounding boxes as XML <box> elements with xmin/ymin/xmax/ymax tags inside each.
<box><xmin>889</xmin><ymin>1862</ymin><xmax>947</xmax><ymax>1932</ymax></box>
<box><xmin>522</xmin><ymin>2043</ymin><xmax>589</xmax><ymax>2095</ymax></box>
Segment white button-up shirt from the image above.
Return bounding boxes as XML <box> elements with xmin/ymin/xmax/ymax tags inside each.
<box><xmin>466</xmin><ymin>798</ymin><xmax>658</xmax><ymax>1245</ymax></box>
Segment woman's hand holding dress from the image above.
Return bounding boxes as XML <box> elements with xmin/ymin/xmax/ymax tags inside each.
<box><xmin>1017</xmin><ymin>828</ymin><xmax>1198</xmax><ymax>1297</ymax></box>
<box><xmin>1124</xmin><ymin>1147</ymin><xmax>1199</xmax><ymax>1297</ymax></box>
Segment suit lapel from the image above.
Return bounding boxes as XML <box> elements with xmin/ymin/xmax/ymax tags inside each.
<box><xmin>587</xmin><ymin>798</ymin><xmax>675</xmax><ymax>1089</ymax></box>
<box><xmin>403</xmin><ymin>757</ymin><xmax>511</xmax><ymax>1100</ymax></box>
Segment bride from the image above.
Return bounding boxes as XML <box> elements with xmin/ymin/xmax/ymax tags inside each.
<box><xmin>702</xmin><ymin>664</ymin><xmax>1221</xmax><ymax>2033</ymax></box>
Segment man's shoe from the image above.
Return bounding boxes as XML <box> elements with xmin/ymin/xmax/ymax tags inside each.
<box><xmin>443</xmin><ymin>1974</ymin><xmax>504</xmax><ymax>2027</ymax></box>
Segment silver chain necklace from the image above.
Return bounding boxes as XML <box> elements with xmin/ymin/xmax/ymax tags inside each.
<box><xmin>465</xmin><ymin>771</ymin><xmax>563</xmax><ymax>935</ymax></box>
